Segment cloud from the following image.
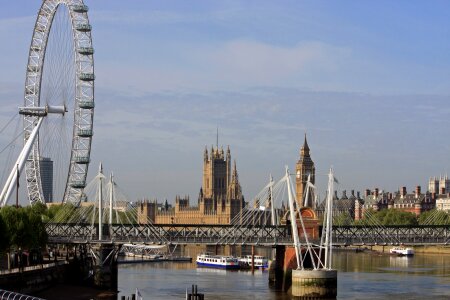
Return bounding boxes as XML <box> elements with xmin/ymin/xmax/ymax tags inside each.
<box><xmin>95</xmin><ymin>39</ymin><xmax>351</xmax><ymax>94</ymax></box>
<box><xmin>205</xmin><ymin>40</ymin><xmax>351</xmax><ymax>86</ymax></box>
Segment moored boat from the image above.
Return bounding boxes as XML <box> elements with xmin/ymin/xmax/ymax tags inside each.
<box><xmin>390</xmin><ymin>246</ymin><xmax>414</xmax><ymax>256</ymax></box>
<box><xmin>238</xmin><ymin>255</ymin><xmax>269</xmax><ymax>269</ymax></box>
<box><xmin>196</xmin><ymin>254</ymin><xmax>240</xmax><ymax>269</ymax></box>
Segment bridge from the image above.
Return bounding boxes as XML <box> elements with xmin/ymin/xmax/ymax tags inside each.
<box><xmin>45</xmin><ymin>223</ymin><xmax>450</xmax><ymax>246</ymax></box>
<box><xmin>42</xmin><ymin>165</ymin><xmax>450</xmax><ymax>248</ymax></box>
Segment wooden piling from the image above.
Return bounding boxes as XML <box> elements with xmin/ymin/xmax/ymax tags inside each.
<box><xmin>251</xmin><ymin>245</ymin><xmax>255</xmax><ymax>274</ymax></box>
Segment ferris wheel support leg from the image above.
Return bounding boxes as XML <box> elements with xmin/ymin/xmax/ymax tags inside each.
<box><xmin>0</xmin><ymin>117</ymin><xmax>44</xmax><ymax>207</ymax></box>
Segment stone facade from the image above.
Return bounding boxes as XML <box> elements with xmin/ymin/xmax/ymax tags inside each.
<box><xmin>354</xmin><ymin>186</ymin><xmax>436</xmax><ymax>220</ymax></box>
<box><xmin>317</xmin><ymin>190</ymin><xmax>362</xmax><ymax>220</ymax></box>
<box><xmin>436</xmin><ymin>194</ymin><xmax>450</xmax><ymax>212</ymax></box>
<box><xmin>389</xmin><ymin>186</ymin><xmax>434</xmax><ymax>216</ymax></box>
<box><xmin>428</xmin><ymin>175</ymin><xmax>450</xmax><ymax>195</ymax></box>
<box><xmin>354</xmin><ymin>188</ymin><xmax>389</xmax><ymax>220</ymax></box>
<box><xmin>138</xmin><ymin>146</ymin><xmax>244</xmax><ymax>225</ymax></box>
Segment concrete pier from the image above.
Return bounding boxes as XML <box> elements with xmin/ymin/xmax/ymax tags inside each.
<box><xmin>92</xmin><ymin>243</ymin><xmax>119</xmax><ymax>290</ymax></box>
<box><xmin>291</xmin><ymin>269</ymin><xmax>337</xmax><ymax>299</ymax></box>
<box><xmin>268</xmin><ymin>245</ymin><xmax>286</xmax><ymax>290</ymax></box>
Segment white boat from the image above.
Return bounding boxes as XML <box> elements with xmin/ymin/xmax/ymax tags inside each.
<box><xmin>196</xmin><ymin>254</ymin><xmax>240</xmax><ymax>269</ymax></box>
<box><xmin>238</xmin><ymin>255</ymin><xmax>269</xmax><ymax>269</ymax></box>
<box><xmin>390</xmin><ymin>246</ymin><xmax>414</xmax><ymax>256</ymax></box>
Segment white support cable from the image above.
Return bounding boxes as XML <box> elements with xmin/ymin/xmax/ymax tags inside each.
<box><xmin>286</xmin><ymin>173</ymin><xmax>317</xmax><ymax>270</ymax></box>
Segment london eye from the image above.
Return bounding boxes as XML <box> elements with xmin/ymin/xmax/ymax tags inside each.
<box><xmin>0</xmin><ymin>0</ymin><xmax>95</xmax><ymax>206</ymax></box>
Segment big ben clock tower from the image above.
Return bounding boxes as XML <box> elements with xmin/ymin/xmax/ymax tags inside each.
<box><xmin>295</xmin><ymin>134</ymin><xmax>315</xmax><ymax>208</ymax></box>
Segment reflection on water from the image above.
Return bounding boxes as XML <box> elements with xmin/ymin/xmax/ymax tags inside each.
<box><xmin>118</xmin><ymin>248</ymin><xmax>450</xmax><ymax>300</ymax></box>
<box><xmin>334</xmin><ymin>251</ymin><xmax>450</xmax><ymax>300</ymax></box>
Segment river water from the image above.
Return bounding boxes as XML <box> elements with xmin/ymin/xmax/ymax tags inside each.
<box><xmin>117</xmin><ymin>249</ymin><xmax>450</xmax><ymax>300</ymax></box>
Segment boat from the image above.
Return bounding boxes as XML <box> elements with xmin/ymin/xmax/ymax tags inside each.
<box><xmin>390</xmin><ymin>246</ymin><xmax>414</xmax><ymax>256</ymax></box>
<box><xmin>196</xmin><ymin>253</ymin><xmax>240</xmax><ymax>269</ymax></box>
<box><xmin>118</xmin><ymin>255</ymin><xmax>192</xmax><ymax>264</ymax></box>
<box><xmin>238</xmin><ymin>255</ymin><xmax>269</xmax><ymax>269</ymax></box>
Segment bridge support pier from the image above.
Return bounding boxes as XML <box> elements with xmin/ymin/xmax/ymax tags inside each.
<box><xmin>269</xmin><ymin>245</ymin><xmax>289</xmax><ymax>290</ymax></box>
<box><xmin>92</xmin><ymin>243</ymin><xmax>120</xmax><ymax>290</ymax></box>
<box><xmin>291</xmin><ymin>269</ymin><xmax>337</xmax><ymax>299</ymax></box>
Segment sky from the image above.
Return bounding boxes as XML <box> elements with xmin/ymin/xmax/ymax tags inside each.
<box><xmin>1</xmin><ymin>1</ymin><xmax>450</xmax><ymax>205</ymax></box>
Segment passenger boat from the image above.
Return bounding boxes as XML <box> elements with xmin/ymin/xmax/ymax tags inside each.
<box><xmin>238</xmin><ymin>255</ymin><xmax>269</xmax><ymax>269</ymax></box>
<box><xmin>390</xmin><ymin>246</ymin><xmax>414</xmax><ymax>256</ymax></box>
<box><xmin>196</xmin><ymin>254</ymin><xmax>240</xmax><ymax>269</ymax></box>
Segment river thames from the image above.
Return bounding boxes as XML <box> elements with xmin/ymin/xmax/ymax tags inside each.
<box><xmin>117</xmin><ymin>249</ymin><xmax>450</xmax><ymax>299</ymax></box>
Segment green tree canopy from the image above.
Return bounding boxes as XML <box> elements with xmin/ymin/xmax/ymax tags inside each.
<box><xmin>0</xmin><ymin>205</ymin><xmax>47</xmax><ymax>250</ymax></box>
<box><xmin>418</xmin><ymin>209</ymin><xmax>450</xmax><ymax>225</ymax></box>
<box><xmin>333</xmin><ymin>212</ymin><xmax>354</xmax><ymax>226</ymax></box>
<box><xmin>381</xmin><ymin>209</ymin><xmax>417</xmax><ymax>226</ymax></box>
<box><xmin>0</xmin><ymin>211</ymin><xmax>10</xmax><ymax>253</ymax></box>
<box><xmin>354</xmin><ymin>208</ymin><xmax>418</xmax><ymax>226</ymax></box>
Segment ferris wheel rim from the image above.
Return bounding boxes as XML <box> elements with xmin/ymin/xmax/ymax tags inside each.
<box><xmin>23</xmin><ymin>0</ymin><xmax>94</xmax><ymax>205</ymax></box>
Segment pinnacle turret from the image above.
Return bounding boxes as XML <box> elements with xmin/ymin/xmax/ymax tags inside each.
<box><xmin>232</xmin><ymin>160</ymin><xmax>238</xmax><ymax>181</ymax></box>
<box><xmin>204</xmin><ymin>146</ymin><xmax>208</xmax><ymax>161</ymax></box>
<box><xmin>301</xmin><ymin>133</ymin><xmax>310</xmax><ymax>157</ymax></box>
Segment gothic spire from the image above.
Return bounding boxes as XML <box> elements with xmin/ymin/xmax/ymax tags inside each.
<box><xmin>301</xmin><ymin>133</ymin><xmax>310</xmax><ymax>157</ymax></box>
<box><xmin>230</xmin><ymin>160</ymin><xmax>240</xmax><ymax>184</ymax></box>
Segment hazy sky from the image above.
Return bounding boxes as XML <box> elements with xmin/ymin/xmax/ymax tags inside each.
<box><xmin>1</xmin><ymin>1</ymin><xmax>450</xmax><ymax>204</ymax></box>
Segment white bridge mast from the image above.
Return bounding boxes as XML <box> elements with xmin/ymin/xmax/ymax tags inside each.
<box><xmin>286</xmin><ymin>166</ymin><xmax>302</xmax><ymax>268</ymax></box>
<box><xmin>324</xmin><ymin>168</ymin><xmax>335</xmax><ymax>269</ymax></box>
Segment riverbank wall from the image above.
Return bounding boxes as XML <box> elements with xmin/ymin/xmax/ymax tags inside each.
<box><xmin>0</xmin><ymin>261</ymin><xmax>67</xmax><ymax>294</ymax></box>
<box><xmin>0</xmin><ymin>254</ymin><xmax>94</xmax><ymax>296</ymax></box>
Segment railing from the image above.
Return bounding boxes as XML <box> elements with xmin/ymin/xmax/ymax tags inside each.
<box><xmin>45</xmin><ymin>224</ymin><xmax>450</xmax><ymax>246</ymax></box>
<box><xmin>0</xmin><ymin>261</ymin><xmax>66</xmax><ymax>276</ymax></box>
<box><xmin>0</xmin><ymin>289</ymin><xmax>45</xmax><ymax>300</ymax></box>
<box><xmin>46</xmin><ymin>223</ymin><xmax>293</xmax><ymax>245</ymax></box>
<box><xmin>332</xmin><ymin>225</ymin><xmax>450</xmax><ymax>245</ymax></box>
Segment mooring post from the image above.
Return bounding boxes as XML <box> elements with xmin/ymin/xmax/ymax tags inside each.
<box><xmin>251</xmin><ymin>245</ymin><xmax>255</xmax><ymax>274</ymax></box>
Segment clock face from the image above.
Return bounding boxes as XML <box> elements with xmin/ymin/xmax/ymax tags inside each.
<box><xmin>296</xmin><ymin>170</ymin><xmax>301</xmax><ymax>179</ymax></box>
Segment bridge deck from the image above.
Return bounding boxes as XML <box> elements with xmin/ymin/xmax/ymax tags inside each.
<box><xmin>46</xmin><ymin>224</ymin><xmax>450</xmax><ymax>246</ymax></box>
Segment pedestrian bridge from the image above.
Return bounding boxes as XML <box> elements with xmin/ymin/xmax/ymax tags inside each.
<box><xmin>46</xmin><ymin>223</ymin><xmax>450</xmax><ymax>246</ymax></box>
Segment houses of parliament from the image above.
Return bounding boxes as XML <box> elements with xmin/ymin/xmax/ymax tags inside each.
<box><xmin>138</xmin><ymin>137</ymin><xmax>315</xmax><ymax>225</ymax></box>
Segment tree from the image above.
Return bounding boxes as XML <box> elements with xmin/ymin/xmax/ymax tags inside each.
<box><xmin>333</xmin><ymin>212</ymin><xmax>354</xmax><ymax>226</ymax></box>
<box><xmin>418</xmin><ymin>209</ymin><xmax>450</xmax><ymax>225</ymax></box>
<box><xmin>0</xmin><ymin>205</ymin><xmax>47</xmax><ymax>250</ymax></box>
<box><xmin>355</xmin><ymin>208</ymin><xmax>418</xmax><ymax>226</ymax></box>
<box><xmin>0</xmin><ymin>211</ymin><xmax>10</xmax><ymax>253</ymax></box>
<box><xmin>0</xmin><ymin>206</ymin><xmax>31</xmax><ymax>249</ymax></box>
<box><xmin>30</xmin><ymin>202</ymin><xmax>47</xmax><ymax>216</ymax></box>
<box><xmin>25</xmin><ymin>206</ymin><xmax>48</xmax><ymax>248</ymax></box>
<box><xmin>381</xmin><ymin>209</ymin><xmax>417</xmax><ymax>226</ymax></box>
